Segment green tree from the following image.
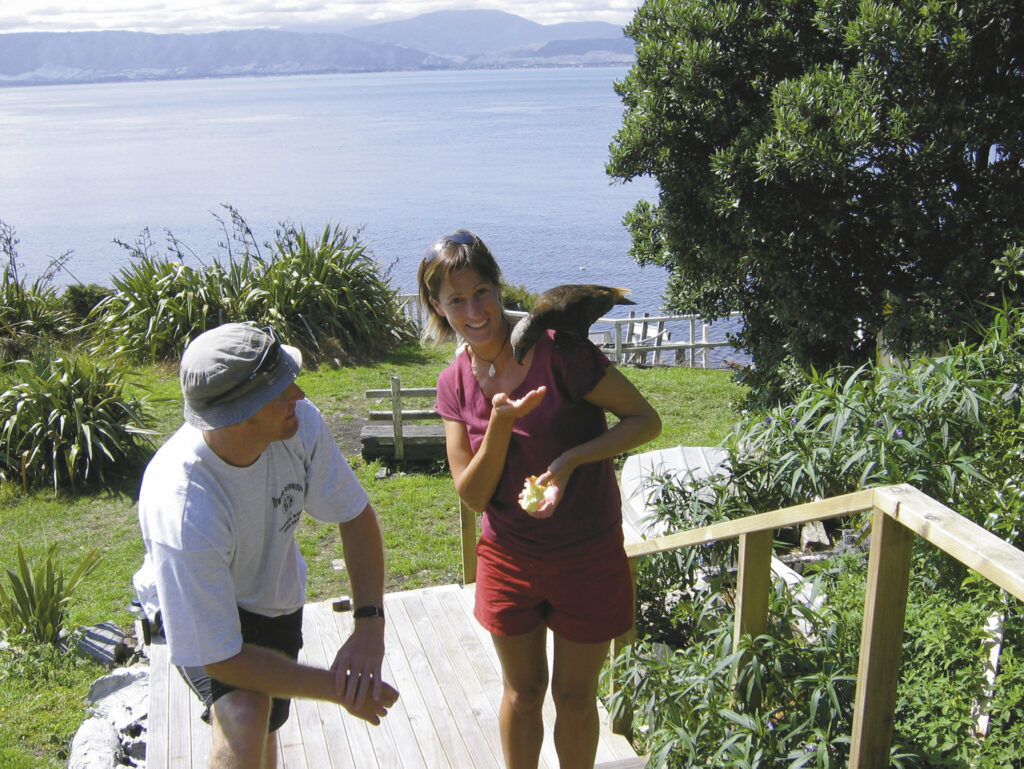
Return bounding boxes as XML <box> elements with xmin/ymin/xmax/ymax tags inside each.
<box><xmin>608</xmin><ymin>0</ymin><xmax>1024</xmax><ymax>400</ymax></box>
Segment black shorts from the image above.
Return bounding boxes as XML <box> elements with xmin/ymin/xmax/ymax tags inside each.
<box><xmin>176</xmin><ymin>606</ymin><xmax>304</xmax><ymax>733</ymax></box>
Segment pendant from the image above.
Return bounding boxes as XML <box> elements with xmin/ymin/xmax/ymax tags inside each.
<box><xmin>488</xmin><ymin>363</ymin><xmax>496</xmax><ymax>377</ymax></box>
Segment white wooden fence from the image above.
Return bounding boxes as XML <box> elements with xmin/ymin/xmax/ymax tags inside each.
<box><xmin>397</xmin><ymin>293</ymin><xmax>742</xmax><ymax>368</ymax></box>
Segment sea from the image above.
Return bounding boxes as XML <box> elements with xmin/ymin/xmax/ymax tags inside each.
<box><xmin>0</xmin><ymin>66</ymin><xmax>746</xmax><ymax>365</ymax></box>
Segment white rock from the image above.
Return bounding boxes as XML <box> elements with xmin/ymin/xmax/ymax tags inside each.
<box><xmin>68</xmin><ymin>716</ymin><xmax>122</xmax><ymax>769</ymax></box>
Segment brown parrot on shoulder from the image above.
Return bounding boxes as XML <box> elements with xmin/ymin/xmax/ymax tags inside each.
<box><xmin>510</xmin><ymin>284</ymin><xmax>635</xmax><ymax>364</ymax></box>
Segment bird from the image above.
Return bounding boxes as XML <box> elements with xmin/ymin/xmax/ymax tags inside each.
<box><xmin>510</xmin><ymin>284</ymin><xmax>636</xmax><ymax>364</ymax></box>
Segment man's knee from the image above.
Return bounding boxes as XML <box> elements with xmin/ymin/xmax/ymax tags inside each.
<box><xmin>211</xmin><ymin>688</ymin><xmax>273</xmax><ymax>746</ymax></box>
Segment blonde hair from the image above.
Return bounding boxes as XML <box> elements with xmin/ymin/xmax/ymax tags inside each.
<box><xmin>417</xmin><ymin>229</ymin><xmax>503</xmax><ymax>344</ymax></box>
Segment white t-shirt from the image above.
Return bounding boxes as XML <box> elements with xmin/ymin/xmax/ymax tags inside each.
<box><xmin>135</xmin><ymin>399</ymin><xmax>369</xmax><ymax>667</ymax></box>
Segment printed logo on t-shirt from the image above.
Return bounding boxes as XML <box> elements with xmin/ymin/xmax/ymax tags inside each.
<box><xmin>274</xmin><ymin>482</ymin><xmax>304</xmax><ymax>534</ymax></box>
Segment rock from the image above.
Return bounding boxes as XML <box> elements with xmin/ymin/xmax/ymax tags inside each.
<box><xmin>800</xmin><ymin>520</ymin><xmax>831</xmax><ymax>551</ymax></box>
<box><xmin>76</xmin><ymin>621</ymin><xmax>133</xmax><ymax>668</ymax></box>
<box><xmin>70</xmin><ymin>662</ymin><xmax>151</xmax><ymax>769</ymax></box>
<box><xmin>68</xmin><ymin>716</ymin><xmax>123</xmax><ymax>769</ymax></box>
<box><xmin>87</xmin><ymin>664</ymin><xmax>149</xmax><ymax>703</ymax></box>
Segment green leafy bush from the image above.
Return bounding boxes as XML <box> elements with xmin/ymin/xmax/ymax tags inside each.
<box><xmin>616</xmin><ymin>550</ymin><xmax>1024</xmax><ymax>769</ymax></box>
<box><xmin>0</xmin><ymin>352</ymin><xmax>153</xmax><ymax>490</ymax></box>
<box><xmin>613</xmin><ymin>569</ymin><xmax>861</xmax><ymax>769</ymax></box>
<box><xmin>0</xmin><ymin>543</ymin><xmax>102</xmax><ymax>644</ymax></box>
<box><xmin>500</xmin><ymin>281</ymin><xmax>537</xmax><ymax>312</ymax></box>
<box><xmin>89</xmin><ymin>206</ymin><xmax>415</xmax><ymax>364</ymax></box>
<box><xmin>618</xmin><ymin>256</ymin><xmax>1024</xmax><ymax>767</ymax></box>
<box><xmin>60</xmin><ymin>283</ymin><xmax>113</xmax><ymax>324</ymax></box>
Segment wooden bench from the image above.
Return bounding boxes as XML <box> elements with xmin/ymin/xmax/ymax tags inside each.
<box><xmin>360</xmin><ymin>375</ymin><xmax>447</xmax><ymax>462</ymax></box>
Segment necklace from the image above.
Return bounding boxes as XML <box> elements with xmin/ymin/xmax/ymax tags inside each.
<box><xmin>472</xmin><ymin>320</ymin><xmax>511</xmax><ymax>378</ymax></box>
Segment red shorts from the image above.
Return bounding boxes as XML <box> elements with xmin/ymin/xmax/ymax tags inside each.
<box><xmin>473</xmin><ymin>526</ymin><xmax>634</xmax><ymax>644</ymax></box>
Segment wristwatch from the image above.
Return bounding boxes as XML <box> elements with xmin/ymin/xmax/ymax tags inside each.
<box><xmin>353</xmin><ymin>604</ymin><xmax>385</xmax><ymax>620</ymax></box>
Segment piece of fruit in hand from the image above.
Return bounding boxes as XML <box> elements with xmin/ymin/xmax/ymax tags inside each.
<box><xmin>519</xmin><ymin>475</ymin><xmax>555</xmax><ymax>513</ymax></box>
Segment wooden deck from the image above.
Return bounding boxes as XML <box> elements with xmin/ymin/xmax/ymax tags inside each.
<box><xmin>146</xmin><ymin>583</ymin><xmax>642</xmax><ymax>768</ymax></box>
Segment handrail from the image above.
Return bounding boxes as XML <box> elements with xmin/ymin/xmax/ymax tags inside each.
<box><xmin>612</xmin><ymin>484</ymin><xmax>1024</xmax><ymax>768</ymax></box>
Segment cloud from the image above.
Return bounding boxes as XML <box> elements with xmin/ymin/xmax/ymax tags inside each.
<box><xmin>0</xmin><ymin>0</ymin><xmax>638</xmax><ymax>34</ymax></box>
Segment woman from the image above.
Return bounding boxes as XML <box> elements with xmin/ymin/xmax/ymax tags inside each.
<box><xmin>417</xmin><ymin>229</ymin><xmax>661</xmax><ymax>769</ymax></box>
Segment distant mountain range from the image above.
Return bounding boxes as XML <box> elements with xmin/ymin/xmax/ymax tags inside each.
<box><xmin>0</xmin><ymin>10</ymin><xmax>634</xmax><ymax>87</ymax></box>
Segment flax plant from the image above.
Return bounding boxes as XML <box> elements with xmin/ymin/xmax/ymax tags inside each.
<box><xmin>89</xmin><ymin>206</ymin><xmax>414</xmax><ymax>363</ymax></box>
<box><xmin>0</xmin><ymin>543</ymin><xmax>102</xmax><ymax>645</ymax></box>
<box><xmin>0</xmin><ymin>352</ymin><xmax>153</xmax><ymax>490</ymax></box>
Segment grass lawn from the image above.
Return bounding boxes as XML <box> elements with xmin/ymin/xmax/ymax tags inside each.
<box><xmin>0</xmin><ymin>342</ymin><xmax>745</xmax><ymax>767</ymax></box>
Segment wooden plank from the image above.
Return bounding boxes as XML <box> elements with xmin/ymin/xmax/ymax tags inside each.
<box><xmin>302</xmin><ymin>609</ymin><xmax>359</xmax><ymax>769</ymax></box>
<box><xmin>626</xmin><ymin>489</ymin><xmax>877</xmax><ymax>560</ymax></box>
<box><xmin>294</xmin><ymin>605</ymin><xmax>359</xmax><ymax>769</ymax></box>
<box><xmin>609</xmin><ymin>554</ymin><xmax>637</xmax><ymax>737</ymax></box>
<box><xmin>314</xmin><ymin>606</ymin><xmax>394</xmax><ymax>769</ymax></box>
<box><xmin>375</xmin><ymin>595</ymin><xmax>441</xmax><ymax>769</ymax></box>
<box><xmin>849</xmin><ymin>506</ymin><xmax>914</xmax><ymax>769</ymax></box>
<box><xmin>390</xmin><ymin>376</ymin><xmax>405</xmax><ymax>462</ymax></box>
<box><xmin>733</xmin><ymin>529</ymin><xmax>773</xmax><ymax>703</ymax></box>
<box><xmin>359</xmin><ymin>424</ymin><xmax>446</xmax><ymax>442</ymax></box>
<box><xmin>733</xmin><ymin>530</ymin><xmax>773</xmax><ymax>644</ymax></box>
<box><xmin>402</xmin><ymin>591</ymin><xmax>502</xmax><ymax>768</ymax></box>
<box><xmin>418</xmin><ymin>588</ymin><xmax>505</xmax><ymax>768</ymax></box>
<box><xmin>368</xmin><ymin>410</ymin><xmax>440</xmax><ymax>421</ymax></box>
<box><xmin>385</xmin><ymin>592</ymin><xmax>476</xmax><ymax>766</ymax></box>
<box><xmin>873</xmin><ymin>484</ymin><xmax>1024</xmax><ymax>602</ymax></box>
<box><xmin>365</xmin><ymin>387</ymin><xmax>438</xmax><ymax>398</ymax></box>
<box><xmin>168</xmin><ymin>648</ymin><xmax>198</xmax><ymax>768</ymax></box>
<box><xmin>146</xmin><ymin>639</ymin><xmax>170</xmax><ymax>769</ymax></box>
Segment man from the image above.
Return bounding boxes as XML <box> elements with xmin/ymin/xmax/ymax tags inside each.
<box><xmin>134</xmin><ymin>322</ymin><xmax>398</xmax><ymax>769</ymax></box>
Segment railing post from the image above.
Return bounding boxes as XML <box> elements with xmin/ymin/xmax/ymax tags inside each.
<box><xmin>653</xmin><ymin>320</ymin><xmax>665</xmax><ymax>366</ymax></box>
<box><xmin>733</xmin><ymin>530</ymin><xmax>774</xmax><ymax>682</ymax></box>
<box><xmin>459</xmin><ymin>499</ymin><xmax>477</xmax><ymax>585</ymax></box>
<box><xmin>390</xmin><ymin>375</ymin><xmax>405</xmax><ymax>462</ymax></box>
<box><xmin>609</xmin><ymin>555</ymin><xmax>639</xmax><ymax>736</ymax></box>
<box><xmin>688</xmin><ymin>317</ymin><xmax>696</xmax><ymax>367</ymax></box>
<box><xmin>849</xmin><ymin>505</ymin><xmax>914</xmax><ymax>769</ymax></box>
<box><xmin>614</xmin><ymin>321</ymin><xmax>624</xmax><ymax>363</ymax></box>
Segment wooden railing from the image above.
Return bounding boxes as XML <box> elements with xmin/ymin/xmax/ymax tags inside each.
<box><xmin>609</xmin><ymin>484</ymin><xmax>1024</xmax><ymax>768</ymax></box>
<box><xmin>397</xmin><ymin>293</ymin><xmax>741</xmax><ymax>368</ymax></box>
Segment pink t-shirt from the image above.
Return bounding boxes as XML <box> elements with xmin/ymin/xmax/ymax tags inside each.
<box><xmin>435</xmin><ymin>330</ymin><xmax>622</xmax><ymax>556</ymax></box>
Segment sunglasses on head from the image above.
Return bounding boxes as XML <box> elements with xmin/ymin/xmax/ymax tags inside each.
<box><xmin>423</xmin><ymin>230</ymin><xmax>477</xmax><ymax>263</ymax></box>
<box><xmin>207</xmin><ymin>326</ymin><xmax>282</xmax><ymax>406</ymax></box>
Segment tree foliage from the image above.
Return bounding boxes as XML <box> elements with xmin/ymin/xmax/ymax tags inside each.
<box><xmin>609</xmin><ymin>0</ymin><xmax>1024</xmax><ymax>399</ymax></box>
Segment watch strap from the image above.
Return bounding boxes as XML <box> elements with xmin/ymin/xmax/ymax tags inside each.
<box><xmin>353</xmin><ymin>604</ymin><xmax>385</xmax><ymax>620</ymax></box>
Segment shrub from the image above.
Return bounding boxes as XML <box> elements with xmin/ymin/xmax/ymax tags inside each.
<box><xmin>500</xmin><ymin>281</ymin><xmax>537</xmax><ymax>312</ymax></box>
<box><xmin>0</xmin><ymin>220</ymin><xmax>70</xmax><ymax>351</ymax></box>
<box><xmin>61</xmin><ymin>283</ymin><xmax>113</xmax><ymax>324</ymax></box>
<box><xmin>613</xmin><ymin>569</ymin><xmax>860</xmax><ymax>769</ymax></box>
<box><xmin>0</xmin><ymin>543</ymin><xmax>102</xmax><ymax>645</ymax></box>
<box><xmin>89</xmin><ymin>206</ymin><xmax>416</xmax><ymax>364</ymax></box>
<box><xmin>619</xmin><ymin>255</ymin><xmax>1024</xmax><ymax>767</ymax></box>
<box><xmin>0</xmin><ymin>352</ymin><xmax>154</xmax><ymax>490</ymax></box>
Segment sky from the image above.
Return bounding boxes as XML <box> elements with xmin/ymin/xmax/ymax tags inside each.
<box><xmin>0</xmin><ymin>1</ymin><xmax>640</xmax><ymax>34</ymax></box>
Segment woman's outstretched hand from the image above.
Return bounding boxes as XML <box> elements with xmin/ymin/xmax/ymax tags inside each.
<box><xmin>492</xmin><ymin>385</ymin><xmax>546</xmax><ymax>419</ymax></box>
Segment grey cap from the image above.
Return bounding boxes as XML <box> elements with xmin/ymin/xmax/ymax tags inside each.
<box><xmin>180</xmin><ymin>323</ymin><xmax>302</xmax><ymax>430</ymax></box>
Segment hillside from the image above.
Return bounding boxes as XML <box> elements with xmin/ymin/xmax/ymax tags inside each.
<box><xmin>0</xmin><ymin>10</ymin><xmax>633</xmax><ymax>87</ymax></box>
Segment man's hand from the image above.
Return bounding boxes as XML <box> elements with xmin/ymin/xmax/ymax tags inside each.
<box><xmin>329</xmin><ymin>618</ymin><xmax>398</xmax><ymax>724</ymax></box>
